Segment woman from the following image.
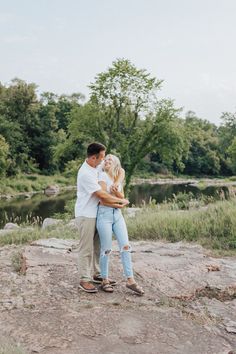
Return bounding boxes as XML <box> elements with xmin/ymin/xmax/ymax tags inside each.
<box><xmin>96</xmin><ymin>154</ymin><xmax>144</xmax><ymax>295</ymax></box>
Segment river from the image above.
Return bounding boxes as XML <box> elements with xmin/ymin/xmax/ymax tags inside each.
<box><xmin>0</xmin><ymin>183</ymin><xmax>229</xmax><ymax>228</ymax></box>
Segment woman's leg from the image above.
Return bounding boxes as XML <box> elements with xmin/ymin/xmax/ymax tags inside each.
<box><xmin>113</xmin><ymin>210</ymin><xmax>144</xmax><ymax>295</ymax></box>
<box><xmin>112</xmin><ymin>210</ymin><xmax>134</xmax><ymax>280</ymax></box>
<box><xmin>96</xmin><ymin>211</ymin><xmax>113</xmax><ymax>281</ymax></box>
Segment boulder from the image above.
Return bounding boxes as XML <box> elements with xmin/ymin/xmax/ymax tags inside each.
<box><xmin>41</xmin><ymin>218</ymin><xmax>63</xmax><ymax>230</ymax></box>
<box><xmin>125</xmin><ymin>207</ymin><xmax>141</xmax><ymax>218</ymax></box>
<box><xmin>3</xmin><ymin>223</ymin><xmax>20</xmax><ymax>230</ymax></box>
<box><xmin>44</xmin><ymin>185</ymin><xmax>60</xmax><ymax>196</ymax></box>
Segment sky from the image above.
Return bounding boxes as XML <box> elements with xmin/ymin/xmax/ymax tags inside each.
<box><xmin>0</xmin><ymin>0</ymin><xmax>235</xmax><ymax>125</ymax></box>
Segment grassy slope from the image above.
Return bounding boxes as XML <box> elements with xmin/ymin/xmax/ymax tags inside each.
<box><xmin>1</xmin><ymin>199</ymin><xmax>236</xmax><ymax>253</ymax></box>
<box><xmin>0</xmin><ymin>174</ymin><xmax>75</xmax><ymax>195</ymax></box>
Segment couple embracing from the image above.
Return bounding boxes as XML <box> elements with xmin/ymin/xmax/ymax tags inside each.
<box><xmin>75</xmin><ymin>142</ymin><xmax>144</xmax><ymax>295</ymax></box>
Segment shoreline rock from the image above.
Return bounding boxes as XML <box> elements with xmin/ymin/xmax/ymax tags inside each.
<box><xmin>44</xmin><ymin>185</ymin><xmax>60</xmax><ymax>196</ymax></box>
<box><xmin>0</xmin><ymin>239</ymin><xmax>235</xmax><ymax>353</ymax></box>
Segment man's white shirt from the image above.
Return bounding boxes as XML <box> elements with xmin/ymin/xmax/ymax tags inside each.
<box><xmin>74</xmin><ymin>161</ymin><xmax>102</xmax><ymax>218</ymax></box>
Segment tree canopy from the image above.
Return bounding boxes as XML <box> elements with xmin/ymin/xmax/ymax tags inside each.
<box><xmin>0</xmin><ymin>60</ymin><xmax>235</xmax><ymax>183</ymax></box>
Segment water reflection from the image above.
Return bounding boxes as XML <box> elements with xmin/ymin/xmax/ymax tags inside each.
<box><xmin>129</xmin><ymin>183</ymin><xmax>229</xmax><ymax>205</ymax></box>
<box><xmin>0</xmin><ymin>190</ymin><xmax>76</xmax><ymax>228</ymax></box>
<box><xmin>0</xmin><ymin>184</ymin><xmax>229</xmax><ymax>228</ymax></box>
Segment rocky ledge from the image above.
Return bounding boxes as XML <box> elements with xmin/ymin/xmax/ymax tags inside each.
<box><xmin>0</xmin><ymin>239</ymin><xmax>235</xmax><ymax>354</ymax></box>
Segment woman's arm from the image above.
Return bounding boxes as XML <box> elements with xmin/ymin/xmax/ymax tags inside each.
<box><xmin>116</xmin><ymin>168</ymin><xmax>125</xmax><ymax>185</ymax></box>
<box><xmin>97</xmin><ymin>181</ymin><xmax>127</xmax><ymax>207</ymax></box>
<box><xmin>110</xmin><ymin>185</ymin><xmax>124</xmax><ymax>199</ymax></box>
<box><xmin>110</xmin><ymin>167</ymin><xmax>125</xmax><ymax>198</ymax></box>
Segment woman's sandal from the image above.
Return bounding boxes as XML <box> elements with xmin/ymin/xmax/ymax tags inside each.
<box><xmin>101</xmin><ymin>282</ymin><xmax>114</xmax><ymax>293</ymax></box>
<box><xmin>126</xmin><ymin>282</ymin><xmax>144</xmax><ymax>296</ymax></box>
<box><xmin>93</xmin><ymin>275</ymin><xmax>117</xmax><ymax>286</ymax></box>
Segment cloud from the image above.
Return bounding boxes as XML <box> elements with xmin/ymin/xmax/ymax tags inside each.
<box><xmin>0</xmin><ymin>13</ymin><xmax>16</xmax><ymax>24</ymax></box>
<box><xmin>2</xmin><ymin>34</ymin><xmax>36</xmax><ymax>44</ymax></box>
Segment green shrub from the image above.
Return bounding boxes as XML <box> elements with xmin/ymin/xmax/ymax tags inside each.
<box><xmin>126</xmin><ymin>199</ymin><xmax>236</xmax><ymax>250</ymax></box>
<box><xmin>25</xmin><ymin>175</ymin><xmax>38</xmax><ymax>181</ymax></box>
<box><xmin>63</xmin><ymin>159</ymin><xmax>82</xmax><ymax>179</ymax></box>
<box><xmin>0</xmin><ymin>337</ymin><xmax>27</xmax><ymax>354</ymax></box>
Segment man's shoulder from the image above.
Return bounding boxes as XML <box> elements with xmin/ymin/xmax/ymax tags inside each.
<box><xmin>78</xmin><ymin>161</ymin><xmax>90</xmax><ymax>176</ymax></box>
<box><xmin>77</xmin><ymin>162</ymin><xmax>98</xmax><ymax>185</ymax></box>
<box><xmin>98</xmin><ymin>170</ymin><xmax>107</xmax><ymax>180</ymax></box>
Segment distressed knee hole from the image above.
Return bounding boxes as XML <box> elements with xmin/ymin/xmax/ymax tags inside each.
<box><xmin>101</xmin><ymin>249</ymin><xmax>112</xmax><ymax>257</ymax></box>
<box><xmin>121</xmin><ymin>244</ymin><xmax>131</xmax><ymax>252</ymax></box>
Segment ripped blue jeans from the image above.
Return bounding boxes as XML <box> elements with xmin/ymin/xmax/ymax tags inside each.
<box><xmin>96</xmin><ymin>206</ymin><xmax>133</xmax><ymax>279</ymax></box>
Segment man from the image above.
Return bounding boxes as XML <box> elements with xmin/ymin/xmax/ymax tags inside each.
<box><xmin>75</xmin><ymin>142</ymin><xmax>129</xmax><ymax>293</ymax></box>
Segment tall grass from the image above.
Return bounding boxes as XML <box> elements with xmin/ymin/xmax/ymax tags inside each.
<box><xmin>0</xmin><ymin>337</ymin><xmax>27</xmax><ymax>354</ymax></box>
<box><xmin>0</xmin><ymin>224</ymin><xmax>78</xmax><ymax>247</ymax></box>
<box><xmin>1</xmin><ymin>199</ymin><xmax>236</xmax><ymax>251</ymax></box>
<box><xmin>126</xmin><ymin>199</ymin><xmax>236</xmax><ymax>250</ymax></box>
<box><xmin>0</xmin><ymin>174</ymin><xmax>75</xmax><ymax>195</ymax></box>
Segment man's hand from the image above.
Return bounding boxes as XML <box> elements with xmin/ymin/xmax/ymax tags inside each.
<box><xmin>95</xmin><ymin>189</ymin><xmax>128</xmax><ymax>206</ymax></box>
<box><xmin>121</xmin><ymin>198</ymin><xmax>129</xmax><ymax>206</ymax></box>
<box><xmin>111</xmin><ymin>199</ymin><xmax>129</xmax><ymax>209</ymax></box>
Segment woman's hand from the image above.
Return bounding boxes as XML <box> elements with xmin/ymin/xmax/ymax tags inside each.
<box><xmin>110</xmin><ymin>183</ymin><xmax>124</xmax><ymax>198</ymax></box>
<box><xmin>110</xmin><ymin>184</ymin><xmax>119</xmax><ymax>193</ymax></box>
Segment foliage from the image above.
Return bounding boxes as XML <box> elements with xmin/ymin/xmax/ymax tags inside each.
<box><xmin>0</xmin><ymin>174</ymin><xmax>74</xmax><ymax>195</ymax></box>
<box><xmin>218</xmin><ymin>111</ymin><xmax>236</xmax><ymax>175</ymax></box>
<box><xmin>227</xmin><ymin>137</ymin><xmax>236</xmax><ymax>174</ymax></box>
<box><xmin>63</xmin><ymin>159</ymin><xmax>83</xmax><ymax>179</ymax></box>
<box><xmin>127</xmin><ymin>199</ymin><xmax>236</xmax><ymax>250</ymax></box>
<box><xmin>0</xmin><ymin>337</ymin><xmax>27</xmax><ymax>354</ymax></box>
<box><xmin>183</xmin><ymin>111</ymin><xmax>221</xmax><ymax>176</ymax></box>
<box><xmin>0</xmin><ymin>62</ymin><xmax>236</xmax><ymax>184</ymax></box>
<box><xmin>11</xmin><ymin>251</ymin><xmax>24</xmax><ymax>273</ymax></box>
<box><xmin>0</xmin><ymin>134</ymin><xmax>10</xmax><ymax>176</ymax></box>
<box><xmin>65</xmin><ymin>59</ymin><xmax>189</xmax><ymax>190</ymax></box>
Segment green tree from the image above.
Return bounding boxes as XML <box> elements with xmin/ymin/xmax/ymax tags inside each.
<box><xmin>0</xmin><ymin>79</ymin><xmax>39</xmax><ymax>173</ymax></box>
<box><xmin>66</xmin><ymin>59</ymin><xmax>188</xmax><ymax>189</ymax></box>
<box><xmin>183</xmin><ymin>112</ymin><xmax>221</xmax><ymax>176</ymax></box>
<box><xmin>227</xmin><ymin>137</ymin><xmax>236</xmax><ymax>174</ymax></box>
<box><xmin>218</xmin><ymin>111</ymin><xmax>236</xmax><ymax>175</ymax></box>
<box><xmin>0</xmin><ymin>134</ymin><xmax>9</xmax><ymax>176</ymax></box>
<box><xmin>40</xmin><ymin>92</ymin><xmax>84</xmax><ymax>131</ymax></box>
<box><xmin>32</xmin><ymin>100</ymin><xmax>58</xmax><ymax>173</ymax></box>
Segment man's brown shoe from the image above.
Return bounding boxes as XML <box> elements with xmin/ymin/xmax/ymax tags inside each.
<box><xmin>79</xmin><ymin>281</ymin><xmax>98</xmax><ymax>293</ymax></box>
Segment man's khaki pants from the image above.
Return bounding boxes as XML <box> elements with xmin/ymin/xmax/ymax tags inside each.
<box><xmin>76</xmin><ymin>216</ymin><xmax>100</xmax><ymax>282</ymax></box>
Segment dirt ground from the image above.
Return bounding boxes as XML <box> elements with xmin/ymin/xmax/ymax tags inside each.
<box><xmin>0</xmin><ymin>239</ymin><xmax>235</xmax><ymax>354</ymax></box>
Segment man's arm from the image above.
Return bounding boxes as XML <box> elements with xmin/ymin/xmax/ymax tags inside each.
<box><xmin>94</xmin><ymin>180</ymin><xmax>129</xmax><ymax>207</ymax></box>
<box><xmin>94</xmin><ymin>189</ymin><xmax>129</xmax><ymax>207</ymax></box>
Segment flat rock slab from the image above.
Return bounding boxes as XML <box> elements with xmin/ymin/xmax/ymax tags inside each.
<box><xmin>31</xmin><ymin>238</ymin><xmax>79</xmax><ymax>250</ymax></box>
<box><xmin>131</xmin><ymin>241</ymin><xmax>236</xmax><ymax>298</ymax></box>
<box><xmin>0</xmin><ymin>240</ymin><xmax>236</xmax><ymax>354</ymax></box>
<box><xmin>25</xmin><ymin>239</ymin><xmax>236</xmax><ymax>298</ymax></box>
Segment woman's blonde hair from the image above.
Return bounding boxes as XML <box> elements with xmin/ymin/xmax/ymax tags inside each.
<box><xmin>105</xmin><ymin>154</ymin><xmax>121</xmax><ymax>181</ymax></box>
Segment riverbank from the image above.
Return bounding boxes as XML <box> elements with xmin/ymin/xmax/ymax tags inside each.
<box><xmin>132</xmin><ymin>176</ymin><xmax>236</xmax><ymax>187</ymax></box>
<box><xmin>1</xmin><ymin>198</ymin><xmax>236</xmax><ymax>253</ymax></box>
<box><xmin>1</xmin><ymin>173</ymin><xmax>236</xmax><ymax>200</ymax></box>
<box><xmin>0</xmin><ymin>174</ymin><xmax>75</xmax><ymax>199</ymax></box>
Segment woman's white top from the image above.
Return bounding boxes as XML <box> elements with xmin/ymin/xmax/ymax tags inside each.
<box><xmin>98</xmin><ymin>170</ymin><xmax>122</xmax><ymax>193</ymax></box>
